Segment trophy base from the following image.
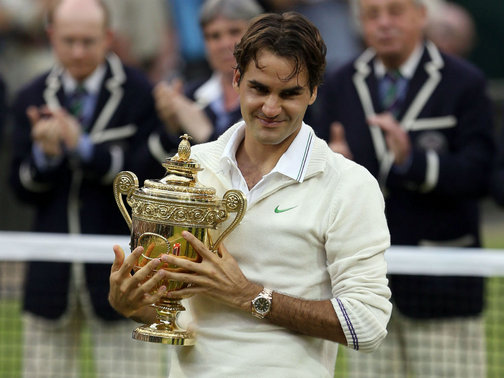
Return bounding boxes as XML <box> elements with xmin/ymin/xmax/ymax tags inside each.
<box><xmin>132</xmin><ymin>323</ymin><xmax>196</xmax><ymax>345</ymax></box>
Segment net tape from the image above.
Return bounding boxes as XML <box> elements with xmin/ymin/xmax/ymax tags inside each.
<box><xmin>1</xmin><ymin>231</ymin><xmax>504</xmax><ymax>277</ymax></box>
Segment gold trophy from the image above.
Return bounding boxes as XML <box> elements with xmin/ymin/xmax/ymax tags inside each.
<box><xmin>113</xmin><ymin>134</ymin><xmax>247</xmax><ymax>345</ymax></box>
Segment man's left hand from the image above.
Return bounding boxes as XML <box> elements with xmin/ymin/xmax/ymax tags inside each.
<box><xmin>161</xmin><ymin>231</ymin><xmax>262</xmax><ymax>312</ymax></box>
<box><xmin>52</xmin><ymin>107</ymin><xmax>82</xmax><ymax>150</ymax></box>
<box><xmin>368</xmin><ymin>113</ymin><xmax>411</xmax><ymax>165</ymax></box>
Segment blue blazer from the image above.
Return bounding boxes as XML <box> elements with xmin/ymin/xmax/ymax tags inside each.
<box><xmin>0</xmin><ymin>74</ymin><xmax>6</xmax><ymax>145</ymax></box>
<box><xmin>9</xmin><ymin>54</ymin><xmax>164</xmax><ymax>320</ymax></box>
<box><xmin>490</xmin><ymin>127</ymin><xmax>504</xmax><ymax>206</ymax></box>
<box><xmin>315</xmin><ymin>42</ymin><xmax>495</xmax><ymax>318</ymax></box>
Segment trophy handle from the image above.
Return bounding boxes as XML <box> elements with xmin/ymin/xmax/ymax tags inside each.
<box><xmin>113</xmin><ymin>171</ymin><xmax>139</xmax><ymax>231</ymax></box>
<box><xmin>210</xmin><ymin>190</ymin><xmax>247</xmax><ymax>251</ymax></box>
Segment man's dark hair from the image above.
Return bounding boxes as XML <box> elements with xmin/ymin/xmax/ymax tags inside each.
<box><xmin>233</xmin><ymin>12</ymin><xmax>327</xmax><ymax>94</ymax></box>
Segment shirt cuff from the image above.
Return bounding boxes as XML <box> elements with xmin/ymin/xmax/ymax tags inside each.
<box><xmin>32</xmin><ymin>144</ymin><xmax>63</xmax><ymax>171</ymax></box>
<box><xmin>76</xmin><ymin>134</ymin><xmax>94</xmax><ymax>162</ymax></box>
<box><xmin>392</xmin><ymin>152</ymin><xmax>412</xmax><ymax>174</ymax></box>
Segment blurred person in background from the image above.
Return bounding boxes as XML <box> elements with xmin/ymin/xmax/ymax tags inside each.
<box><xmin>8</xmin><ymin>0</ymin><xmax>167</xmax><ymax>376</ymax></box>
<box><xmin>426</xmin><ymin>1</ymin><xmax>476</xmax><ymax>58</ymax></box>
<box><xmin>168</xmin><ymin>0</ymin><xmax>210</xmax><ymax>82</ymax></box>
<box><xmin>104</xmin><ymin>0</ymin><xmax>177</xmax><ymax>83</ymax></box>
<box><xmin>0</xmin><ymin>1</ymin><xmax>55</xmax><ymax>233</ymax></box>
<box><xmin>491</xmin><ymin>127</ymin><xmax>504</xmax><ymax>207</ymax></box>
<box><xmin>315</xmin><ymin>0</ymin><xmax>494</xmax><ymax>377</ymax></box>
<box><xmin>153</xmin><ymin>0</ymin><xmax>263</xmax><ymax>146</ymax></box>
<box><xmin>0</xmin><ymin>0</ymin><xmax>55</xmax><ymax>100</ymax></box>
<box><xmin>0</xmin><ymin>74</ymin><xmax>5</xmax><ymax>145</ymax></box>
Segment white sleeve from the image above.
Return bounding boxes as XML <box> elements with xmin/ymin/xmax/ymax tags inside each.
<box><xmin>326</xmin><ymin>164</ymin><xmax>392</xmax><ymax>352</ymax></box>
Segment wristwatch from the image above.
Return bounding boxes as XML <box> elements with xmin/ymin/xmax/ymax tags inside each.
<box><xmin>251</xmin><ymin>288</ymin><xmax>273</xmax><ymax>319</ymax></box>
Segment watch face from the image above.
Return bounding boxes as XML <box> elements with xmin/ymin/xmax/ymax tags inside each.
<box><xmin>254</xmin><ymin>297</ymin><xmax>271</xmax><ymax>314</ymax></box>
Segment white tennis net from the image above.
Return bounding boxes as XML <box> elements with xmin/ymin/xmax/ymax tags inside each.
<box><xmin>1</xmin><ymin>231</ymin><xmax>503</xmax><ymax>378</ymax></box>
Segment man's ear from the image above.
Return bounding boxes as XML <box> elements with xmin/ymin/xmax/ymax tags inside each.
<box><xmin>46</xmin><ymin>26</ymin><xmax>54</xmax><ymax>43</ymax></box>
<box><xmin>232</xmin><ymin>69</ymin><xmax>241</xmax><ymax>93</ymax></box>
<box><xmin>105</xmin><ymin>28</ymin><xmax>115</xmax><ymax>50</ymax></box>
<box><xmin>309</xmin><ymin>86</ymin><xmax>318</xmax><ymax>105</ymax></box>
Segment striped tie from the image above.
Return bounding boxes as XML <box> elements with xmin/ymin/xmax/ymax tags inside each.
<box><xmin>381</xmin><ymin>70</ymin><xmax>405</xmax><ymax>117</ymax></box>
<box><xmin>68</xmin><ymin>84</ymin><xmax>87</xmax><ymax>124</ymax></box>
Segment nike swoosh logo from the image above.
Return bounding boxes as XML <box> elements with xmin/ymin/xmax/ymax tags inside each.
<box><xmin>274</xmin><ymin>205</ymin><xmax>297</xmax><ymax>213</ymax></box>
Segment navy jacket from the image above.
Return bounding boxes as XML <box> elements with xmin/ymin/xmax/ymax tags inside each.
<box><xmin>490</xmin><ymin>127</ymin><xmax>504</xmax><ymax>206</ymax></box>
<box><xmin>0</xmin><ymin>75</ymin><xmax>6</xmax><ymax>145</ymax></box>
<box><xmin>9</xmin><ymin>54</ymin><xmax>164</xmax><ymax>320</ymax></box>
<box><xmin>315</xmin><ymin>42</ymin><xmax>495</xmax><ymax>318</ymax></box>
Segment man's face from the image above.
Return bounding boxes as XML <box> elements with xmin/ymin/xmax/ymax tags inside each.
<box><xmin>233</xmin><ymin>49</ymin><xmax>317</xmax><ymax>149</ymax></box>
<box><xmin>359</xmin><ymin>0</ymin><xmax>427</xmax><ymax>66</ymax></box>
<box><xmin>203</xmin><ymin>17</ymin><xmax>249</xmax><ymax>75</ymax></box>
<box><xmin>49</xmin><ymin>10</ymin><xmax>112</xmax><ymax>81</ymax></box>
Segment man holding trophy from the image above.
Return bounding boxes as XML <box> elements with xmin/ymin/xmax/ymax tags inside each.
<box><xmin>109</xmin><ymin>12</ymin><xmax>392</xmax><ymax>377</ymax></box>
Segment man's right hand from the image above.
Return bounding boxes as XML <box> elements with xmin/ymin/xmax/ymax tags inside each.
<box><xmin>28</xmin><ymin>106</ymin><xmax>63</xmax><ymax>157</ymax></box>
<box><xmin>109</xmin><ymin>245</ymin><xmax>168</xmax><ymax>322</ymax></box>
<box><xmin>153</xmin><ymin>79</ymin><xmax>213</xmax><ymax>143</ymax></box>
<box><xmin>153</xmin><ymin>79</ymin><xmax>185</xmax><ymax>134</ymax></box>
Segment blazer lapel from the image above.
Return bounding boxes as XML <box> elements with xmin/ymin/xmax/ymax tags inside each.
<box><xmin>43</xmin><ymin>66</ymin><xmax>65</xmax><ymax>110</ymax></box>
<box><xmin>42</xmin><ymin>53</ymin><xmax>126</xmax><ymax>137</ymax></box>
<box><xmin>401</xmin><ymin>41</ymin><xmax>444</xmax><ymax>131</ymax></box>
<box><xmin>353</xmin><ymin>48</ymin><xmax>388</xmax><ymax>162</ymax></box>
<box><xmin>353</xmin><ymin>48</ymin><xmax>394</xmax><ymax>189</ymax></box>
<box><xmin>89</xmin><ymin>53</ymin><xmax>126</xmax><ymax>136</ymax></box>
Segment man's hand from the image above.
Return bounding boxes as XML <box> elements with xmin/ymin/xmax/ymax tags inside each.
<box><xmin>328</xmin><ymin>121</ymin><xmax>353</xmax><ymax>160</ymax></box>
<box><xmin>161</xmin><ymin>231</ymin><xmax>262</xmax><ymax>312</ymax></box>
<box><xmin>153</xmin><ymin>79</ymin><xmax>185</xmax><ymax>134</ymax></box>
<box><xmin>154</xmin><ymin>80</ymin><xmax>213</xmax><ymax>143</ymax></box>
<box><xmin>28</xmin><ymin>106</ymin><xmax>63</xmax><ymax>157</ymax></box>
<box><xmin>52</xmin><ymin>108</ymin><xmax>82</xmax><ymax>150</ymax></box>
<box><xmin>109</xmin><ymin>245</ymin><xmax>168</xmax><ymax>320</ymax></box>
<box><xmin>368</xmin><ymin>113</ymin><xmax>411</xmax><ymax>165</ymax></box>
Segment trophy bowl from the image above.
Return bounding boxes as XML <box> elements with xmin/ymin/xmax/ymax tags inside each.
<box><xmin>113</xmin><ymin>134</ymin><xmax>247</xmax><ymax>345</ymax></box>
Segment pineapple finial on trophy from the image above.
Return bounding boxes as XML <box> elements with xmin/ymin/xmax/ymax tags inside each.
<box><xmin>177</xmin><ymin>134</ymin><xmax>193</xmax><ymax>161</ymax></box>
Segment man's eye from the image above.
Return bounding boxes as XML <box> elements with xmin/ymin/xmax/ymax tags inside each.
<box><xmin>205</xmin><ymin>33</ymin><xmax>220</xmax><ymax>41</ymax></box>
<box><xmin>281</xmin><ymin>92</ymin><xmax>300</xmax><ymax>99</ymax></box>
<box><xmin>364</xmin><ymin>9</ymin><xmax>379</xmax><ymax>20</ymax></box>
<box><xmin>252</xmin><ymin>86</ymin><xmax>268</xmax><ymax>94</ymax></box>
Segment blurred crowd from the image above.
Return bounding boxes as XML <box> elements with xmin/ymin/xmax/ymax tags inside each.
<box><xmin>0</xmin><ymin>0</ymin><xmax>497</xmax><ymax>135</ymax></box>
<box><xmin>0</xmin><ymin>0</ymin><xmax>501</xmax><ymax>230</ymax></box>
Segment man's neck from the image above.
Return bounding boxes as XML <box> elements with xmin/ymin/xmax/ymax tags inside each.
<box><xmin>376</xmin><ymin>42</ymin><xmax>424</xmax><ymax>80</ymax></box>
<box><xmin>235</xmin><ymin>134</ymin><xmax>291</xmax><ymax>190</ymax></box>
<box><xmin>379</xmin><ymin>42</ymin><xmax>419</xmax><ymax>70</ymax></box>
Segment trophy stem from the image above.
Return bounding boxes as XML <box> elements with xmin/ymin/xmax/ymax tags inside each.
<box><xmin>132</xmin><ymin>297</ymin><xmax>195</xmax><ymax>345</ymax></box>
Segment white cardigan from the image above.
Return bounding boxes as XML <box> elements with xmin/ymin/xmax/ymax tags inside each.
<box><xmin>171</xmin><ymin>122</ymin><xmax>392</xmax><ymax>378</ymax></box>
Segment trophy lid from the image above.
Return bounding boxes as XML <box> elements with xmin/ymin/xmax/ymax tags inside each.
<box><xmin>142</xmin><ymin>134</ymin><xmax>217</xmax><ymax>202</ymax></box>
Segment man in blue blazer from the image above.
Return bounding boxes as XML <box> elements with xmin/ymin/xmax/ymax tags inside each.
<box><xmin>315</xmin><ymin>0</ymin><xmax>494</xmax><ymax>377</ymax></box>
<box><xmin>9</xmin><ymin>0</ymin><xmax>170</xmax><ymax>376</ymax></box>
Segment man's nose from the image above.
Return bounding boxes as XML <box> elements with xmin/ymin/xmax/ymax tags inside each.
<box><xmin>262</xmin><ymin>95</ymin><xmax>281</xmax><ymax>117</ymax></box>
<box><xmin>376</xmin><ymin>11</ymin><xmax>393</xmax><ymax>28</ymax></box>
<box><xmin>71</xmin><ymin>42</ymin><xmax>87</xmax><ymax>57</ymax></box>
